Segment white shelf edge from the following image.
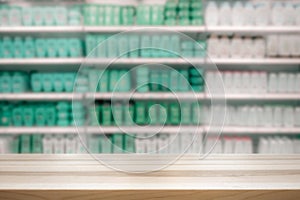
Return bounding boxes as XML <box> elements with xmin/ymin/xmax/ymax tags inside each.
<box><xmin>0</xmin><ymin>126</ymin><xmax>299</xmax><ymax>135</ymax></box>
<box><xmin>206</xmin><ymin>26</ymin><xmax>300</xmax><ymax>33</ymax></box>
<box><xmin>0</xmin><ymin>26</ymin><xmax>300</xmax><ymax>33</ymax></box>
<box><xmin>0</xmin><ymin>93</ymin><xmax>299</xmax><ymax>101</ymax></box>
<box><xmin>0</xmin><ymin>58</ymin><xmax>299</xmax><ymax>66</ymax></box>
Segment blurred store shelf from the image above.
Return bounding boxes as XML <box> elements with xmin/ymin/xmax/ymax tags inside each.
<box><xmin>206</xmin><ymin>26</ymin><xmax>300</xmax><ymax>34</ymax></box>
<box><xmin>0</xmin><ymin>93</ymin><xmax>82</xmax><ymax>101</ymax></box>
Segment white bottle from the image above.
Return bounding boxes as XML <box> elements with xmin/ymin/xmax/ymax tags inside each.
<box><xmin>250</xmin><ymin>72</ymin><xmax>258</xmax><ymax>93</ymax></box>
<box><xmin>242</xmin><ymin>37</ymin><xmax>254</xmax><ymax>58</ymax></box>
<box><xmin>219</xmin><ymin>36</ymin><xmax>230</xmax><ymax>58</ymax></box>
<box><xmin>296</xmin><ymin>3</ymin><xmax>300</xmax><ymax>25</ymax></box>
<box><xmin>254</xmin><ymin>2</ymin><xmax>270</xmax><ymax>26</ymax></box>
<box><xmin>256</xmin><ymin>106</ymin><xmax>265</xmax><ymax>127</ymax></box>
<box><xmin>230</xmin><ymin>36</ymin><xmax>243</xmax><ymax>58</ymax></box>
<box><xmin>271</xmin><ymin>2</ymin><xmax>285</xmax><ymax>26</ymax></box>
<box><xmin>243</xmin><ymin>2</ymin><xmax>255</xmax><ymax>26</ymax></box>
<box><xmin>294</xmin><ymin>107</ymin><xmax>300</xmax><ymax>127</ymax></box>
<box><xmin>207</xmin><ymin>35</ymin><xmax>219</xmax><ymax>58</ymax></box>
<box><xmin>259</xmin><ymin>72</ymin><xmax>268</xmax><ymax>94</ymax></box>
<box><xmin>284</xmin><ymin>3</ymin><xmax>296</xmax><ymax>25</ymax></box>
<box><xmin>273</xmin><ymin>106</ymin><xmax>283</xmax><ymax>127</ymax></box>
<box><xmin>291</xmin><ymin>35</ymin><xmax>300</xmax><ymax>57</ymax></box>
<box><xmin>258</xmin><ymin>137</ymin><xmax>269</xmax><ymax>154</ymax></box>
<box><xmin>268</xmin><ymin>73</ymin><xmax>278</xmax><ymax>93</ymax></box>
<box><xmin>296</xmin><ymin>73</ymin><xmax>300</xmax><ymax>93</ymax></box>
<box><xmin>233</xmin><ymin>72</ymin><xmax>242</xmax><ymax>93</ymax></box>
<box><xmin>278</xmin><ymin>72</ymin><xmax>288</xmax><ymax>93</ymax></box>
<box><xmin>242</xmin><ymin>71</ymin><xmax>251</xmax><ymax>93</ymax></box>
<box><xmin>219</xmin><ymin>2</ymin><xmax>232</xmax><ymax>26</ymax></box>
<box><xmin>224</xmin><ymin>71</ymin><xmax>233</xmax><ymax>93</ymax></box>
<box><xmin>266</xmin><ymin>35</ymin><xmax>279</xmax><ymax>57</ymax></box>
<box><xmin>264</xmin><ymin>106</ymin><xmax>273</xmax><ymax>127</ymax></box>
<box><xmin>253</xmin><ymin>38</ymin><xmax>266</xmax><ymax>58</ymax></box>
<box><xmin>205</xmin><ymin>1</ymin><xmax>219</xmax><ymax>26</ymax></box>
<box><xmin>283</xmin><ymin>107</ymin><xmax>294</xmax><ymax>127</ymax></box>
<box><xmin>231</xmin><ymin>1</ymin><xmax>244</xmax><ymax>26</ymax></box>
<box><xmin>287</xmin><ymin>73</ymin><xmax>296</xmax><ymax>93</ymax></box>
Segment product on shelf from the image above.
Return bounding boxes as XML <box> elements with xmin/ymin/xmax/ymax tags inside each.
<box><xmin>258</xmin><ymin>136</ymin><xmax>300</xmax><ymax>154</ymax></box>
<box><xmin>204</xmin><ymin>136</ymin><xmax>253</xmax><ymax>154</ymax></box>
<box><xmin>0</xmin><ymin>5</ymin><xmax>81</xmax><ymax>26</ymax></box>
<box><xmin>202</xmin><ymin>104</ymin><xmax>300</xmax><ymax>128</ymax></box>
<box><xmin>205</xmin><ymin>1</ymin><xmax>300</xmax><ymax>26</ymax></box>
<box><xmin>85</xmin><ymin>34</ymin><xmax>206</xmax><ymax>58</ymax></box>
<box><xmin>266</xmin><ymin>34</ymin><xmax>300</xmax><ymax>57</ymax></box>
<box><xmin>91</xmin><ymin>101</ymin><xmax>202</xmax><ymax>126</ymax></box>
<box><xmin>207</xmin><ymin>35</ymin><xmax>266</xmax><ymax>58</ymax></box>
<box><xmin>0</xmin><ymin>101</ymin><xmax>86</xmax><ymax>127</ymax></box>
<box><xmin>0</xmin><ymin>36</ymin><xmax>82</xmax><ymax>58</ymax></box>
<box><xmin>205</xmin><ymin>71</ymin><xmax>300</xmax><ymax>94</ymax></box>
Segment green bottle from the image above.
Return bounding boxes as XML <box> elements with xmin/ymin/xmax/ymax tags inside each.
<box><xmin>0</xmin><ymin>72</ymin><xmax>12</xmax><ymax>92</ymax></box>
<box><xmin>31</xmin><ymin>135</ymin><xmax>43</xmax><ymax>153</ymax></box>
<box><xmin>112</xmin><ymin>134</ymin><xmax>124</xmax><ymax>153</ymax></box>
<box><xmin>35</xmin><ymin>106</ymin><xmax>46</xmax><ymax>126</ymax></box>
<box><xmin>45</xmin><ymin>104</ymin><xmax>56</xmax><ymax>126</ymax></box>
<box><xmin>2</xmin><ymin>37</ymin><xmax>13</xmax><ymax>58</ymax></box>
<box><xmin>24</xmin><ymin>37</ymin><xmax>35</xmax><ymax>58</ymax></box>
<box><xmin>35</xmin><ymin>39</ymin><xmax>47</xmax><ymax>58</ymax></box>
<box><xmin>12</xmin><ymin>106</ymin><xmax>23</xmax><ymax>126</ymax></box>
<box><xmin>20</xmin><ymin>135</ymin><xmax>31</xmax><ymax>154</ymax></box>
<box><xmin>101</xmin><ymin>104</ymin><xmax>112</xmax><ymax>126</ymax></box>
<box><xmin>23</xmin><ymin>105</ymin><xmax>34</xmax><ymax>126</ymax></box>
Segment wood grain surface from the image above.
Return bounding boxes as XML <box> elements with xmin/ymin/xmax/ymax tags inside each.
<box><xmin>0</xmin><ymin>154</ymin><xmax>300</xmax><ymax>200</ymax></box>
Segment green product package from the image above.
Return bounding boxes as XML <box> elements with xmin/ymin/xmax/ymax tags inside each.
<box><xmin>166</xmin><ymin>0</ymin><xmax>178</xmax><ymax>10</ymax></box>
<box><xmin>69</xmin><ymin>38</ymin><xmax>82</xmax><ymax>57</ymax></box>
<box><xmin>35</xmin><ymin>39</ymin><xmax>47</xmax><ymax>58</ymax></box>
<box><xmin>118</xmin><ymin>35</ymin><xmax>129</xmax><ymax>58</ymax></box>
<box><xmin>42</xmin><ymin>73</ymin><xmax>53</xmax><ymax>92</ymax></box>
<box><xmin>165</xmin><ymin>9</ymin><xmax>177</xmax><ymax>18</ymax></box>
<box><xmin>104</xmin><ymin>5</ymin><xmax>113</xmax><ymax>25</ymax></box>
<box><xmin>107</xmin><ymin>36</ymin><xmax>118</xmax><ymax>58</ymax></box>
<box><xmin>1</xmin><ymin>105</ymin><xmax>12</xmax><ymax>126</ymax></box>
<box><xmin>129</xmin><ymin>35</ymin><xmax>140</xmax><ymax>58</ymax></box>
<box><xmin>9</xmin><ymin>6</ymin><xmax>22</xmax><ymax>26</ymax></box>
<box><xmin>12</xmin><ymin>106</ymin><xmax>23</xmax><ymax>126</ymax></box>
<box><xmin>35</xmin><ymin>106</ymin><xmax>46</xmax><ymax>126</ymax></box>
<box><xmin>112</xmin><ymin>134</ymin><xmax>124</xmax><ymax>153</ymax></box>
<box><xmin>117</xmin><ymin>70</ymin><xmax>131</xmax><ymax>92</ymax></box>
<box><xmin>100</xmin><ymin>135</ymin><xmax>112</xmax><ymax>153</ymax></box>
<box><xmin>13</xmin><ymin>37</ymin><xmax>24</xmax><ymax>58</ymax></box>
<box><xmin>98</xmin><ymin>70</ymin><xmax>109</xmax><ymax>92</ymax></box>
<box><xmin>44</xmin><ymin>7</ymin><xmax>56</xmax><ymax>26</ymax></box>
<box><xmin>151</xmin><ymin>35</ymin><xmax>161</xmax><ymax>57</ymax></box>
<box><xmin>160</xmin><ymin>71</ymin><xmax>170</xmax><ymax>91</ymax></box>
<box><xmin>137</xmin><ymin>5</ymin><xmax>151</xmax><ymax>25</ymax></box>
<box><xmin>109</xmin><ymin>70</ymin><xmax>119</xmax><ymax>92</ymax></box>
<box><xmin>53</xmin><ymin>74</ymin><xmax>64</xmax><ymax>92</ymax></box>
<box><xmin>170</xmin><ymin>35</ymin><xmax>181</xmax><ymax>56</ymax></box>
<box><xmin>98</xmin><ymin>6</ymin><xmax>105</xmax><ymax>25</ymax></box>
<box><xmin>101</xmin><ymin>104</ymin><xmax>112</xmax><ymax>126</ymax></box>
<box><xmin>124</xmin><ymin>134</ymin><xmax>135</xmax><ymax>153</ymax></box>
<box><xmin>158</xmin><ymin>103</ymin><xmax>168</xmax><ymax>125</ymax></box>
<box><xmin>151</xmin><ymin>5</ymin><xmax>164</xmax><ymax>25</ymax></box>
<box><xmin>30</xmin><ymin>73</ymin><xmax>43</xmax><ymax>92</ymax></box>
<box><xmin>11</xmin><ymin>136</ymin><xmax>20</xmax><ymax>153</ymax></box>
<box><xmin>96</xmin><ymin>35</ymin><xmax>107</xmax><ymax>57</ymax></box>
<box><xmin>85</xmin><ymin>35</ymin><xmax>97</xmax><ymax>57</ymax></box>
<box><xmin>178</xmin><ymin>70</ymin><xmax>190</xmax><ymax>91</ymax></box>
<box><xmin>179</xmin><ymin>18</ymin><xmax>190</xmax><ymax>25</ymax></box>
<box><xmin>189</xmin><ymin>67</ymin><xmax>204</xmax><ymax>77</ymax></box>
<box><xmin>14</xmin><ymin>73</ymin><xmax>27</xmax><ymax>92</ymax></box>
<box><xmin>112</xmin><ymin>103</ymin><xmax>123</xmax><ymax>125</ymax></box>
<box><xmin>0</xmin><ymin>72</ymin><xmax>12</xmax><ymax>92</ymax></box>
<box><xmin>31</xmin><ymin>135</ymin><xmax>43</xmax><ymax>153</ymax></box>
<box><xmin>191</xmin><ymin>85</ymin><xmax>204</xmax><ymax>92</ymax></box>
<box><xmin>55</xmin><ymin>6</ymin><xmax>68</xmax><ymax>25</ymax></box>
<box><xmin>46</xmin><ymin>39</ymin><xmax>57</xmax><ymax>57</ymax></box>
<box><xmin>169</xmin><ymin>70</ymin><xmax>179</xmax><ymax>91</ymax></box>
<box><xmin>20</xmin><ymin>135</ymin><xmax>31</xmax><ymax>154</ymax></box>
<box><xmin>22</xmin><ymin>7</ymin><xmax>33</xmax><ymax>26</ymax></box>
<box><xmin>169</xmin><ymin>103</ymin><xmax>180</xmax><ymax>125</ymax></box>
<box><xmin>2</xmin><ymin>37</ymin><xmax>13</xmax><ymax>58</ymax></box>
<box><xmin>33</xmin><ymin>7</ymin><xmax>44</xmax><ymax>26</ymax></box>
<box><xmin>23</xmin><ymin>105</ymin><xmax>34</xmax><ymax>126</ymax></box>
<box><xmin>123</xmin><ymin>104</ymin><xmax>134</xmax><ymax>125</ymax></box>
<box><xmin>57</xmin><ymin>39</ymin><xmax>68</xmax><ymax>57</ymax></box>
<box><xmin>45</xmin><ymin>104</ymin><xmax>56</xmax><ymax>126</ymax></box>
<box><xmin>64</xmin><ymin>73</ymin><xmax>75</xmax><ymax>92</ymax></box>
<box><xmin>191</xmin><ymin>18</ymin><xmax>203</xmax><ymax>25</ymax></box>
<box><xmin>149</xmin><ymin>70</ymin><xmax>160</xmax><ymax>92</ymax></box>
<box><xmin>178</xmin><ymin>10</ymin><xmax>190</xmax><ymax>18</ymax></box>
<box><xmin>136</xmin><ymin>67</ymin><xmax>149</xmax><ymax>92</ymax></box>
<box><xmin>135</xmin><ymin>102</ymin><xmax>147</xmax><ymax>125</ymax></box>
<box><xmin>24</xmin><ymin>37</ymin><xmax>35</xmax><ymax>58</ymax></box>
<box><xmin>140</xmin><ymin>35</ymin><xmax>151</xmax><ymax>57</ymax></box>
<box><xmin>190</xmin><ymin>76</ymin><xmax>204</xmax><ymax>85</ymax></box>
<box><xmin>148</xmin><ymin>102</ymin><xmax>158</xmax><ymax>125</ymax></box>
<box><xmin>180</xmin><ymin>103</ymin><xmax>191</xmax><ymax>125</ymax></box>
<box><xmin>165</xmin><ymin>18</ymin><xmax>177</xmax><ymax>25</ymax></box>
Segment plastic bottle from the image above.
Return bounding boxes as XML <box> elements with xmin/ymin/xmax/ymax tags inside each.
<box><xmin>205</xmin><ymin>1</ymin><xmax>219</xmax><ymax>26</ymax></box>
